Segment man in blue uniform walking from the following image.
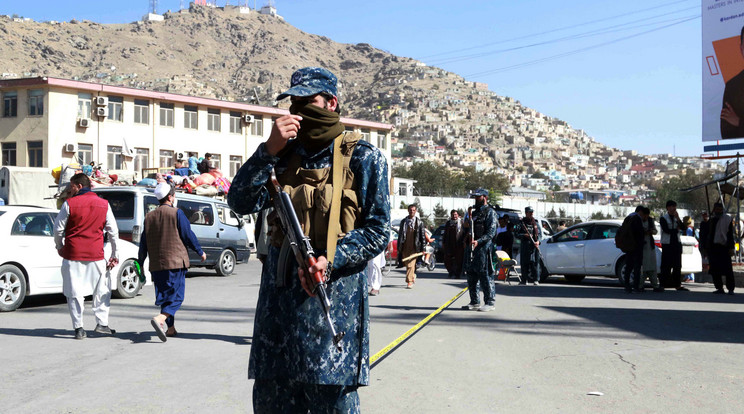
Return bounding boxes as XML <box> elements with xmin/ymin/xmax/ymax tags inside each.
<box><xmin>228</xmin><ymin>67</ymin><xmax>390</xmax><ymax>413</ymax></box>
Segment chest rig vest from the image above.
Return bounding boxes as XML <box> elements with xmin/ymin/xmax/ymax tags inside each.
<box><xmin>472</xmin><ymin>206</ymin><xmax>487</xmax><ymax>240</ymax></box>
<box><xmin>269</xmin><ymin>132</ymin><xmax>362</xmax><ymax>285</ymax></box>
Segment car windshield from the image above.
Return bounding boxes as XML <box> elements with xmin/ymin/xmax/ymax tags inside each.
<box><xmin>96</xmin><ymin>192</ymin><xmax>135</xmax><ymax>219</ymax></box>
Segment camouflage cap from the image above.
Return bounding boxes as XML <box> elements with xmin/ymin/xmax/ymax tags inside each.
<box><xmin>469</xmin><ymin>188</ymin><xmax>489</xmax><ymax>198</ymax></box>
<box><xmin>277</xmin><ymin>67</ymin><xmax>338</xmax><ymax>100</ymax></box>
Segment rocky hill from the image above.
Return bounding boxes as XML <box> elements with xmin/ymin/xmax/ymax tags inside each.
<box><xmin>0</xmin><ymin>4</ymin><xmax>717</xmax><ymax>193</ymax></box>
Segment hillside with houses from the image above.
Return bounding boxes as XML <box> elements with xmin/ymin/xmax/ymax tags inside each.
<box><xmin>0</xmin><ymin>3</ymin><xmax>722</xmax><ymax>205</ymax></box>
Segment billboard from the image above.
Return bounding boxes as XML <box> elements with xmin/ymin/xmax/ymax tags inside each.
<box><xmin>703</xmin><ymin>0</ymin><xmax>744</xmax><ymax>141</ymax></box>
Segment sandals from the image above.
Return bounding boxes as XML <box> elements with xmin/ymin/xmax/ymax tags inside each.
<box><xmin>151</xmin><ymin>317</ymin><xmax>167</xmax><ymax>342</ymax></box>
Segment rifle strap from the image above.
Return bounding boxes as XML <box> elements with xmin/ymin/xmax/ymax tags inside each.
<box><xmin>325</xmin><ymin>132</ymin><xmax>345</xmax><ymax>267</ymax></box>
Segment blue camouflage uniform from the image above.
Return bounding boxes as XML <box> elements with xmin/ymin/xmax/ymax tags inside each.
<box><xmin>228</xmin><ymin>139</ymin><xmax>390</xmax><ymax>392</ymax></box>
<box><xmin>466</xmin><ymin>202</ymin><xmax>498</xmax><ymax>306</ymax></box>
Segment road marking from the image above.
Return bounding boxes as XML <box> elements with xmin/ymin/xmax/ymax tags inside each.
<box><xmin>370</xmin><ymin>287</ymin><xmax>468</xmax><ymax>366</ymax></box>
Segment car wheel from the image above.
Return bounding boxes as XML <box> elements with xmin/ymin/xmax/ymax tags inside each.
<box><xmin>114</xmin><ymin>259</ymin><xmax>142</xmax><ymax>299</ymax></box>
<box><xmin>615</xmin><ymin>257</ymin><xmax>627</xmax><ymax>286</ymax></box>
<box><xmin>564</xmin><ymin>275</ymin><xmax>585</xmax><ymax>284</ymax></box>
<box><xmin>216</xmin><ymin>249</ymin><xmax>236</xmax><ymax>276</ymax></box>
<box><xmin>427</xmin><ymin>259</ymin><xmax>436</xmax><ymax>272</ymax></box>
<box><xmin>538</xmin><ymin>259</ymin><xmax>550</xmax><ymax>283</ymax></box>
<box><xmin>0</xmin><ymin>264</ymin><xmax>26</xmax><ymax>312</ymax></box>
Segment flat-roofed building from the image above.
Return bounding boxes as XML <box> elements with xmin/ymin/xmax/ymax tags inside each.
<box><xmin>0</xmin><ymin>76</ymin><xmax>393</xmax><ymax>180</ymax></box>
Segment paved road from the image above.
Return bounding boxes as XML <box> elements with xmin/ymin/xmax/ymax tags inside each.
<box><xmin>2</xmin><ymin>260</ymin><xmax>744</xmax><ymax>413</ymax></box>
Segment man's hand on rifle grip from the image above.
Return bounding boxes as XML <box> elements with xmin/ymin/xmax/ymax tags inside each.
<box><xmin>298</xmin><ymin>255</ymin><xmax>329</xmax><ymax>297</ymax></box>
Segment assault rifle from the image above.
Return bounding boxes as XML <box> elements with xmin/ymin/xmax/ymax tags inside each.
<box><xmin>270</xmin><ymin>169</ymin><xmax>345</xmax><ymax>351</ymax></box>
<box><xmin>468</xmin><ymin>207</ymin><xmax>475</xmax><ymax>262</ymax></box>
<box><xmin>521</xmin><ymin>220</ymin><xmax>545</xmax><ymax>264</ymax></box>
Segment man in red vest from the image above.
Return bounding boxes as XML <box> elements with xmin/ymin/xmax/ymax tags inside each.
<box><xmin>54</xmin><ymin>173</ymin><xmax>119</xmax><ymax>340</ymax></box>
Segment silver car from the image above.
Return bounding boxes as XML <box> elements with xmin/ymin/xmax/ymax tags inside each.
<box><xmin>538</xmin><ymin>219</ymin><xmax>703</xmax><ymax>284</ymax></box>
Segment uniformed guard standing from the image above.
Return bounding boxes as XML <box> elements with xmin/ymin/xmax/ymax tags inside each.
<box><xmin>517</xmin><ymin>206</ymin><xmax>541</xmax><ymax>285</ymax></box>
<box><xmin>461</xmin><ymin>188</ymin><xmax>498</xmax><ymax>312</ymax></box>
<box><xmin>228</xmin><ymin>67</ymin><xmax>390</xmax><ymax>413</ymax></box>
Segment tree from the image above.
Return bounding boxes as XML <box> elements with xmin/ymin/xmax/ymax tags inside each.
<box><xmin>559</xmin><ymin>208</ymin><xmax>567</xmax><ymax>220</ymax></box>
<box><xmin>546</xmin><ymin>208</ymin><xmax>557</xmax><ymax>218</ymax></box>
<box><xmin>590</xmin><ymin>211</ymin><xmax>607</xmax><ymax>220</ymax></box>
<box><xmin>461</xmin><ymin>166</ymin><xmax>510</xmax><ymax>196</ymax></box>
<box><xmin>649</xmin><ymin>169</ymin><xmax>719</xmax><ymax>215</ymax></box>
<box><xmin>613</xmin><ymin>206</ymin><xmax>625</xmax><ymax>219</ymax></box>
<box><xmin>531</xmin><ymin>171</ymin><xmax>547</xmax><ymax>179</ymax></box>
<box><xmin>433</xmin><ymin>203</ymin><xmax>448</xmax><ymax>227</ymax></box>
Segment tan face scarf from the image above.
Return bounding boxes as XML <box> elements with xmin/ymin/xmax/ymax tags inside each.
<box><xmin>289</xmin><ymin>101</ymin><xmax>345</xmax><ymax>153</ymax></box>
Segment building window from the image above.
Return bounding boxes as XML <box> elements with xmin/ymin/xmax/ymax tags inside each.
<box><xmin>251</xmin><ymin>116</ymin><xmax>263</xmax><ymax>136</ymax></box>
<box><xmin>377</xmin><ymin>133</ymin><xmax>387</xmax><ymax>150</ymax></box>
<box><xmin>27</xmin><ymin>141</ymin><xmax>43</xmax><ymax>167</ymax></box>
<box><xmin>229</xmin><ymin>155</ymin><xmax>242</xmax><ymax>177</ymax></box>
<box><xmin>361</xmin><ymin>129</ymin><xmax>370</xmax><ymax>142</ymax></box>
<box><xmin>28</xmin><ymin>89</ymin><xmax>44</xmax><ymax>116</ymax></box>
<box><xmin>107</xmin><ymin>145</ymin><xmax>123</xmax><ymax>170</ymax></box>
<box><xmin>1</xmin><ymin>142</ymin><xmax>17</xmax><ymax>166</ymax></box>
<box><xmin>107</xmin><ymin>96</ymin><xmax>123</xmax><ymax>122</ymax></box>
<box><xmin>207</xmin><ymin>108</ymin><xmax>221</xmax><ymax>132</ymax></box>
<box><xmin>159</xmin><ymin>150</ymin><xmax>174</xmax><ymax>168</ymax></box>
<box><xmin>134</xmin><ymin>99</ymin><xmax>149</xmax><ymax>125</ymax></box>
<box><xmin>134</xmin><ymin>148</ymin><xmax>149</xmax><ymax>173</ymax></box>
<box><xmin>209</xmin><ymin>154</ymin><xmax>221</xmax><ymax>169</ymax></box>
<box><xmin>3</xmin><ymin>91</ymin><xmax>18</xmax><ymax>118</ymax></box>
<box><xmin>184</xmin><ymin>105</ymin><xmax>198</xmax><ymax>129</ymax></box>
<box><xmin>78</xmin><ymin>144</ymin><xmax>93</xmax><ymax>166</ymax></box>
<box><xmin>345</xmin><ymin>126</ymin><xmax>354</xmax><ymax>132</ymax></box>
<box><xmin>399</xmin><ymin>183</ymin><xmax>407</xmax><ymax>196</ymax></box>
<box><xmin>229</xmin><ymin>111</ymin><xmax>242</xmax><ymax>134</ymax></box>
<box><xmin>159</xmin><ymin>102</ymin><xmax>174</xmax><ymax>127</ymax></box>
<box><xmin>77</xmin><ymin>93</ymin><xmax>92</xmax><ymax>119</ymax></box>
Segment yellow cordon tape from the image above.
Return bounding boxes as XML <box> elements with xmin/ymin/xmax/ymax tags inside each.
<box><xmin>370</xmin><ymin>286</ymin><xmax>469</xmax><ymax>365</ymax></box>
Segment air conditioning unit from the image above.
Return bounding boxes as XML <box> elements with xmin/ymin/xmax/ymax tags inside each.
<box><xmin>78</xmin><ymin>118</ymin><xmax>91</xmax><ymax>128</ymax></box>
<box><xmin>243</xmin><ymin>114</ymin><xmax>254</xmax><ymax>124</ymax></box>
<box><xmin>95</xmin><ymin>96</ymin><xmax>108</xmax><ymax>107</ymax></box>
<box><xmin>63</xmin><ymin>143</ymin><xmax>77</xmax><ymax>153</ymax></box>
<box><xmin>96</xmin><ymin>107</ymin><xmax>108</xmax><ymax>117</ymax></box>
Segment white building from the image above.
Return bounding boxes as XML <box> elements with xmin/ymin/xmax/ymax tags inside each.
<box><xmin>0</xmin><ymin>76</ymin><xmax>393</xmax><ymax>180</ymax></box>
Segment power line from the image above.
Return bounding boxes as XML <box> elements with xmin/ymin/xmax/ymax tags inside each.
<box><xmin>419</xmin><ymin>0</ymin><xmax>697</xmax><ymax>60</ymax></box>
<box><xmin>465</xmin><ymin>15</ymin><xmax>699</xmax><ymax>78</ymax></box>
<box><xmin>428</xmin><ymin>7</ymin><xmax>699</xmax><ymax>66</ymax></box>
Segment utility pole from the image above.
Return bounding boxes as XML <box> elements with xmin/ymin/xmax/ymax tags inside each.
<box><xmin>150</xmin><ymin>0</ymin><xmax>158</xmax><ymax>14</ymax></box>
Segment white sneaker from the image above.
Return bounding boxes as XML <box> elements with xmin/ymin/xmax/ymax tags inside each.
<box><xmin>478</xmin><ymin>304</ymin><xmax>495</xmax><ymax>312</ymax></box>
<box><xmin>533</xmin><ymin>281</ymin><xmax>540</xmax><ymax>286</ymax></box>
<box><xmin>461</xmin><ymin>303</ymin><xmax>481</xmax><ymax>310</ymax></box>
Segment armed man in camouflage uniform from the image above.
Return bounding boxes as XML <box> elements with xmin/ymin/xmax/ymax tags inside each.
<box><xmin>517</xmin><ymin>206</ymin><xmax>541</xmax><ymax>285</ymax></box>
<box><xmin>461</xmin><ymin>188</ymin><xmax>498</xmax><ymax>312</ymax></box>
<box><xmin>228</xmin><ymin>67</ymin><xmax>390</xmax><ymax>413</ymax></box>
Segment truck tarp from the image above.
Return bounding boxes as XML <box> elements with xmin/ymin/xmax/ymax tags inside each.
<box><xmin>0</xmin><ymin>167</ymin><xmax>58</xmax><ymax>208</ymax></box>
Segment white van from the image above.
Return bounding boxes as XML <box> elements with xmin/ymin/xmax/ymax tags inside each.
<box><xmin>92</xmin><ymin>187</ymin><xmax>251</xmax><ymax>276</ymax></box>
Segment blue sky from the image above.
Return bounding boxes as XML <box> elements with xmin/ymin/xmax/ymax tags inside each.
<box><xmin>2</xmin><ymin>0</ymin><xmax>705</xmax><ymax>156</ymax></box>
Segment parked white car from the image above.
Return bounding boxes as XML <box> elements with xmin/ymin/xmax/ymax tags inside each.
<box><xmin>0</xmin><ymin>205</ymin><xmax>146</xmax><ymax>312</ymax></box>
<box><xmin>538</xmin><ymin>219</ymin><xmax>702</xmax><ymax>284</ymax></box>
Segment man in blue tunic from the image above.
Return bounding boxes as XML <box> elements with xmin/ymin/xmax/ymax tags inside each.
<box><xmin>228</xmin><ymin>67</ymin><xmax>390</xmax><ymax>413</ymax></box>
<box><xmin>461</xmin><ymin>188</ymin><xmax>498</xmax><ymax>312</ymax></box>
